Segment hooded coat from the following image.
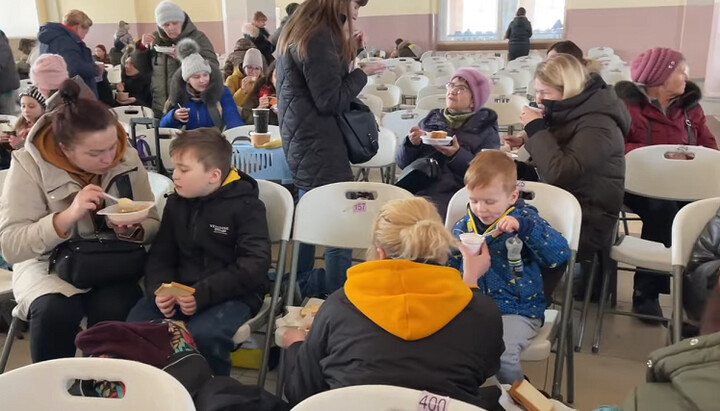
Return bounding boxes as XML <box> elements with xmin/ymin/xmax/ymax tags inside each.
<box><xmin>132</xmin><ymin>13</ymin><xmax>218</xmax><ymax>117</ymax></box>
<box><xmin>284</xmin><ymin>259</ymin><xmax>505</xmax><ymax>409</ymax></box>
<box><xmin>243</xmin><ymin>23</ymin><xmax>274</xmax><ymax>65</ymax></box>
<box><xmin>223</xmin><ymin>38</ymin><xmax>255</xmax><ymax>80</ymax></box>
<box><xmin>684</xmin><ymin>206</ymin><xmax>720</xmax><ymax>322</ymax></box>
<box><xmin>505</xmin><ymin>16</ymin><xmax>532</xmax><ymax>60</ymax></box>
<box><xmin>614</xmin><ymin>81</ymin><xmax>717</xmax><ymax>153</ymax></box>
<box><xmin>0</xmin><ymin>30</ymin><xmax>19</xmax><ymax>94</ymax></box>
<box><xmin>159</xmin><ymin>63</ymin><xmax>243</xmax><ymax>131</ymax></box>
<box><xmin>37</xmin><ymin>22</ymin><xmax>98</xmax><ymax>97</ymax></box>
<box><xmin>524</xmin><ymin>73</ymin><xmax>630</xmax><ymax>256</ymax></box>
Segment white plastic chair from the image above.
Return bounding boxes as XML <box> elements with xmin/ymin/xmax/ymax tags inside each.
<box><xmin>366</xmin><ymin>70</ymin><xmax>397</xmax><ymax>86</ymax></box>
<box><xmin>497</xmin><ymin>68</ymin><xmax>531</xmax><ymax>93</ymax></box>
<box><xmin>485</xmin><ymin>94</ymin><xmax>528</xmax><ymax>136</ymax></box>
<box><xmin>361</xmin><ymin>84</ymin><xmax>402</xmax><ymax>112</ymax></box>
<box><xmin>352</xmin><ymin>127</ymin><xmax>398</xmax><ymax>184</ymax></box>
<box><xmin>19</xmin><ymin>79</ymin><xmax>33</xmax><ymax>91</ymax></box>
<box><xmin>416</xmin><ymin>85</ymin><xmax>447</xmax><ymax>101</ymax></box>
<box><xmin>395</xmin><ymin>60</ymin><xmax>422</xmax><ymax>73</ymax></box>
<box><xmin>110</xmin><ymin>106</ymin><xmax>154</xmax><ymax>124</ymax></box>
<box><xmin>586</xmin><ymin>145</ymin><xmax>720</xmax><ymax>352</ymax></box>
<box><xmin>601</xmin><ymin>68</ymin><xmax>631</xmax><ymax>85</ymax></box>
<box><xmin>147</xmin><ymin>172</ymin><xmax>174</xmax><ymax>219</ymax></box>
<box><xmin>415</xmin><ymin>94</ymin><xmax>446</xmax><ymax>111</ymax></box>
<box><xmin>588</xmin><ymin>47</ymin><xmax>615</xmax><ymax>58</ymax></box>
<box><xmin>381</xmin><ymin>109</ymin><xmax>429</xmax><ymax>144</ymax></box>
<box><xmin>358</xmin><ymin>94</ymin><xmax>384</xmax><ymax>118</ymax></box>
<box><xmin>292</xmin><ymin>385</ymin><xmax>485</xmax><ymax>411</ymax></box>
<box><xmin>445</xmin><ymin>181</ymin><xmax>581</xmax><ymax>402</ymax></box>
<box><xmin>232</xmin><ymin>180</ymin><xmax>294</xmax><ymax>386</ymax></box>
<box><xmin>419</xmin><ymin>51</ymin><xmax>434</xmax><ymax>61</ymax></box>
<box><xmin>0</xmin><ymin>358</ymin><xmax>195</xmax><ymax>410</ymax></box>
<box><xmin>395</xmin><ymin>75</ymin><xmax>430</xmax><ymax>105</ymax></box>
<box><xmin>448</xmin><ymin>55</ymin><xmax>475</xmax><ymax>69</ymax></box>
<box><xmin>489</xmin><ymin>75</ymin><xmax>514</xmax><ymax>96</ymax></box>
<box><xmin>474</xmin><ymin>59</ymin><xmax>499</xmax><ymax>74</ymax></box>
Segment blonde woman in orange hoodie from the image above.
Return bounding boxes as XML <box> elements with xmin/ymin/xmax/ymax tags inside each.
<box><xmin>282</xmin><ymin>197</ymin><xmax>505</xmax><ymax>409</ymax></box>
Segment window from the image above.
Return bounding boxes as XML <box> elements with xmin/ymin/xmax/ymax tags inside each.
<box><xmin>0</xmin><ymin>0</ymin><xmax>39</xmax><ymax>37</ymax></box>
<box><xmin>440</xmin><ymin>0</ymin><xmax>566</xmax><ymax>42</ymax></box>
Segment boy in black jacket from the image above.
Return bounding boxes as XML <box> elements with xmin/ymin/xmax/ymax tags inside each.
<box><xmin>127</xmin><ymin>127</ymin><xmax>271</xmax><ymax>376</ymax></box>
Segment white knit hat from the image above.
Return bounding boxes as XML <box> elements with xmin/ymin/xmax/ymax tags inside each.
<box><xmin>243</xmin><ymin>48</ymin><xmax>263</xmax><ymax>70</ymax></box>
<box><xmin>155</xmin><ymin>1</ymin><xmax>185</xmax><ymax>27</ymax></box>
<box><xmin>177</xmin><ymin>38</ymin><xmax>211</xmax><ymax>81</ymax></box>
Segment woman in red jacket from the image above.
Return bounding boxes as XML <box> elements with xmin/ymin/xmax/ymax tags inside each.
<box><xmin>615</xmin><ymin>48</ymin><xmax>718</xmax><ymax>321</ymax></box>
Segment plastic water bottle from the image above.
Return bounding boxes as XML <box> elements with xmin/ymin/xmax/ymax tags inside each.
<box><xmin>506</xmin><ymin>235</ymin><xmax>524</xmax><ymax>277</ymax></box>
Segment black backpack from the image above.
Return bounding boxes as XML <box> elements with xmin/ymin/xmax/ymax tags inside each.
<box><xmin>194</xmin><ymin>376</ymin><xmax>289</xmax><ymax>411</ymax></box>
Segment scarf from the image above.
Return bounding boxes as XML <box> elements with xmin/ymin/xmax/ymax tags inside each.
<box><xmin>443</xmin><ymin>109</ymin><xmax>474</xmax><ymax>130</ymax></box>
<box><xmin>32</xmin><ymin>122</ymin><xmax>128</xmax><ymax>187</ymax></box>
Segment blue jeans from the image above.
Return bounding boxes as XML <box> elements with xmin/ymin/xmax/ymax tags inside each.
<box><xmin>296</xmin><ymin>189</ymin><xmax>353</xmax><ymax>297</ymax></box>
<box><xmin>127</xmin><ymin>298</ymin><xmax>252</xmax><ymax>376</ymax></box>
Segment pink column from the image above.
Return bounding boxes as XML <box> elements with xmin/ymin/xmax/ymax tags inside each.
<box><xmin>704</xmin><ymin>0</ymin><xmax>720</xmax><ymax>98</ymax></box>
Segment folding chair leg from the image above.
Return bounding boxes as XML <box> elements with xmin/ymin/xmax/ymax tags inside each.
<box><xmin>592</xmin><ymin>262</ymin><xmax>613</xmax><ymax>353</ymax></box>
<box><xmin>575</xmin><ymin>254</ymin><xmax>598</xmax><ymax>352</ymax></box>
<box><xmin>620</xmin><ymin>210</ymin><xmax>630</xmax><ymax>236</ymax></box>
<box><xmin>0</xmin><ymin>316</ymin><xmax>21</xmax><ymax>374</ymax></box>
<box><xmin>258</xmin><ymin>241</ymin><xmax>289</xmax><ymax>387</ymax></box>
<box><xmin>551</xmin><ymin>252</ymin><xmax>576</xmax><ymax>400</ymax></box>
<box><xmin>565</xmin><ymin>320</ymin><xmax>575</xmax><ymax>404</ymax></box>
<box><xmin>275</xmin><ymin>349</ymin><xmax>286</xmax><ymax>397</ymax></box>
<box><xmin>671</xmin><ymin>266</ymin><xmax>683</xmax><ymax>344</ymax></box>
<box><xmin>286</xmin><ymin>242</ymin><xmax>301</xmax><ymax>310</ymax></box>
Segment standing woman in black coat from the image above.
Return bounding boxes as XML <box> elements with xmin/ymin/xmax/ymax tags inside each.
<box><xmin>276</xmin><ymin>0</ymin><xmax>384</xmax><ymax>297</ymax></box>
<box><xmin>504</xmin><ymin>8</ymin><xmax>533</xmax><ymax>61</ymax></box>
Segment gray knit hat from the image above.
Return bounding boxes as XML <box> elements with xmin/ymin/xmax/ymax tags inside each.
<box><xmin>177</xmin><ymin>38</ymin><xmax>211</xmax><ymax>81</ymax></box>
<box><xmin>243</xmin><ymin>48</ymin><xmax>263</xmax><ymax>70</ymax></box>
<box><xmin>155</xmin><ymin>1</ymin><xmax>185</xmax><ymax>27</ymax></box>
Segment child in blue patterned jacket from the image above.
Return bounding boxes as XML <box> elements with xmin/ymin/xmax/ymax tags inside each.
<box><xmin>449</xmin><ymin>150</ymin><xmax>570</xmax><ymax>384</ymax></box>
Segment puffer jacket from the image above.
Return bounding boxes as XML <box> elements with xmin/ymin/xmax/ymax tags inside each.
<box><xmin>133</xmin><ymin>14</ymin><xmax>218</xmax><ymax>117</ymax></box>
<box><xmin>623</xmin><ymin>331</ymin><xmax>720</xmax><ymax>411</ymax></box>
<box><xmin>0</xmin><ymin>30</ymin><xmax>19</xmax><ymax>93</ymax></box>
<box><xmin>396</xmin><ymin>108</ymin><xmax>500</xmax><ymax>218</ymax></box>
<box><xmin>505</xmin><ymin>16</ymin><xmax>532</xmax><ymax>59</ymax></box>
<box><xmin>160</xmin><ymin>63</ymin><xmax>243</xmax><ymax>131</ymax></box>
<box><xmin>524</xmin><ymin>73</ymin><xmax>630</xmax><ymax>256</ymax></box>
<box><xmin>684</xmin><ymin>205</ymin><xmax>720</xmax><ymax>322</ymax></box>
<box><xmin>276</xmin><ymin>28</ymin><xmax>367</xmax><ymax>191</ymax></box>
<box><xmin>37</xmin><ymin>23</ymin><xmax>98</xmax><ymax>97</ymax></box>
<box><xmin>222</xmin><ymin>38</ymin><xmax>255</xmax><ymax>80</ymax></box>
<box><xmin>615</xmin><ymin>81</ymin><xmax>717</xmax><ymax>153</ymax></box>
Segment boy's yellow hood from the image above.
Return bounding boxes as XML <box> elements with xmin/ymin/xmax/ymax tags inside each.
<box><xmin>345</xmin><ymin>260</ymin><xmax>472</xmax><ymax>341</ymax></box>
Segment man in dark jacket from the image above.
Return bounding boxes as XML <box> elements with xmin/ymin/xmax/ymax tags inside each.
<box><xmin>684</xmin><ymin>205</ymin><xmax>720</xmax><ymax>329</ymax></box>
<box><xmin>270</xmin><ymin>3</ymin><xmax>299</xmax><ymax>48</ymax></box>
<box><xmin>504</xmin><ymin>8</ymin><xmax>533</xmax><ymax>61</ymax></box>
<box><xmin>38</xmin><ymin>12</ymin><xmax>99</xmax><ymax>97</ymax></box>
<box><xmin>0</xmin><ymin>29</ymin><xmax>20</xmax><ymax>115</ymax></box>
<box><xmin>127</xmin><ymin>128</ymin><xmax>271</xmax><ymax>376</ymax></box>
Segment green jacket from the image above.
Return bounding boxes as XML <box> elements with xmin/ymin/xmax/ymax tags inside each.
<box><xmin>623</xmin><ymin>331</ymin><xmax>720</xmax><ymax>410</ymax></box>
<box><xmin>133</xmin><ymin>13</ymin><xmax>218</xmax><ymax>117</ymax></box>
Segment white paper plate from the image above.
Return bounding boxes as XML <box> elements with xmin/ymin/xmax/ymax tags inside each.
<box><xmin>154</xmin><ymin>45</ymin><xmax>175</xmax><ymax>54</ymax></box>
<box><xmin>421</xmin><ymin>136</ymin><xmax>453</xmax><ymax>146</ymax></box>
<box><xmin>97</xmin><ymin>201</ymin><xmax>155</xmax><ymax>225</ymax></box>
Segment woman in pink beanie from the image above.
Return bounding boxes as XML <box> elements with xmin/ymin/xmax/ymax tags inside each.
<box><xmin>396</xmin><ymin>68</ymin><xmax>499</xmax><ymax>217</ymax></box>
<box><xmin>614</xmin><ymin>48</ymin><xmax>718</xmax><ymax>321</ymax></box>
<box><xmin>30</xmin><ymin>54</ymin><xmax>96</xmax><ymax>111</ymax></box>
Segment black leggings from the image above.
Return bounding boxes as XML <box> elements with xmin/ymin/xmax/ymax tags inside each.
<box><xmin>27</xmin><ymin>282</ymin><xmax>141</xmax><ymax>362</ymax></box>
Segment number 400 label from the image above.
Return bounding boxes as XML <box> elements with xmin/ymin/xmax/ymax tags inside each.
<box><xmin>417</xmin><ymin>391</ymin><xmax>450</xmax><ymax>411</ymax></box>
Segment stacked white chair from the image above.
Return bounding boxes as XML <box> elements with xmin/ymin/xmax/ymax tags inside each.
<box><xmin>381</xmin><ymin>109</ymin><xmax>429</xmax><ymax>144</ymax></box>
<box><xmin>448</xmin><ymin>55</ymin><xmax>474</xmax><ymax>69</ymax></box>
<box><xmin>416</xmin><ymin>85</ymin><xmax>447</xmax><ymax>101</ymax></box>
<box><xmin>416</xmin><ymin>94</ymin><xmax>446</xmax><ymax>111</ymax></box>
<box><xmin>395</xmin><ymin>75</ymin><xmax>431</xmax><ymax>105</ymax></box>
<box><xmin>488</xmin><ymin>75</ymin><xmax>514</xmax><ymax>96</ymax></box>
<box><xmin>358</xmin><ymin>93</ymin><xmax>385</xmax><ymax>118</ymax></box>
<box><xmin>419</xmin><ymin>50</ymin><xmax>434</xmax><ymax>61</ymax></box>
<box><xmin>601</xmin><ymin>69</ymin><xmax>631</xmax><ymax>85</ymax></box>
<box><xmin>497</xmin><ymin>68</ymin><xmax>532</xmax><ymax>94</ymax></box>
<box><xmin>361</xmin><ymin>84</ymin><xmax>402</xmax><ymax>112</ymax></box>
<box><xmin>485</xmin><ymin>94</ymin><xmax>528</xmax><ymax>136</ymax></box>
<box><xmin>588</xmin><ymin>47</ymin><xmax>615</xmax><ymax>58</ymax></box>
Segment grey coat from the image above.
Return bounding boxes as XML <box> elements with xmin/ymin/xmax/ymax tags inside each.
<box><xmin>133</xmin><ymin>14</ymin><xmax>218</xmax><ymax>117</ymax></box>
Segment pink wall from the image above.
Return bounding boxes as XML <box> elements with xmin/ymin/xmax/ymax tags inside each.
<box><xmin>356</xmin><ymin>14</ymin><xmax>434</xmax><ymax>55</ymax></box>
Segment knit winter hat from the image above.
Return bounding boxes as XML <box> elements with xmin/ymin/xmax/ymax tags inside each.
<box><xmin>30</xmin><ymin>54</ymin><xmax>69</xmax><ymax>93</ymax></box>
<box><xmin>631</xmin><ymin>48</ymin><xmax>684</xmax><ymax>87</ymax></box>
<box><xmin>177</xmin><ymin>38</ymin><xmax>211</xmax><ymax>81</ymax></box>
<box><xmin>452</xmin><ymin>68</ymin><xmax>491</xmax><ymax>111</ymax></box>
<box><xmin>155</xmin><ymin>1</ymin><xmax>185</xmax><ymax>27</ymax></box>
<box><xmin>243</xmin><ymin>48</ymin><xmax>263</xmax><ymax>70</ymax></box>
<box><xmin>19</xmin><ymin>85</ymin><xmax>46</xmax><ymax>110</ymax></box>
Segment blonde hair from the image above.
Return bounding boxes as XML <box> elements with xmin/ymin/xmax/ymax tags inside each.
<box><xmin>278</xmin><ymin>0</ymin><xmax>366</xmax><ymax>63</ymax></box>
<box><xmin>64</xmin><ymin>10</ymin><xmax>93</xmax><ymax>29</ymax></box>
<box><xmin>464</xmin><ymin>150</ymin><xmax>517</xmax><ymax>193</ymax></box>
<box><xmin>368</xmin><ymin>197</ymin><xmax>456</xmax><ymax>264</ymax></box>
<box><xmin>534</xmin><ymin>54</ymin><xmax>588</xmax><ymax>100</ymax></box>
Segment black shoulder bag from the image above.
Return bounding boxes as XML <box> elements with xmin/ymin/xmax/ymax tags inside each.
<box><xmin>394</xmin><ymin>156</ymin><xmax>440</xmax><ymax>194</ymax></box>
<box><xmin>49</xmin><ymin>174</ymin><xmax>148</xmax><ymax>289</ymax></box>
<box><xmin>337</xmin><ymin>98</ymin><xmax>379</xmax><ymax>164</ymax></box>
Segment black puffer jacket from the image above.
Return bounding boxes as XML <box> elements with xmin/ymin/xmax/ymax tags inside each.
<box><xmin>524</xmin><ymin>73</ymin><xmax>630</xmax><ymax>256</ymax></box>
<box><xmin>685</xmin><ymin>206</ymin><xmax>720</xmax><ymax>322</ymax></box>
<box><xmin>276</xmin><ymin>29</ymin><xmax>367</xmax><ymax>191</ymax></box>
<box><xmin>0</xmin><ymin>30</ymin><xmax>19</xmax><ymax>94</ymax></box>
<box><xmin>505</xmin><ymin>16</ymin><xmax>532</xmax><ymax>59</ymax></box>
<box><xmin>143</xmin><ymin>170</ymin><xmax>271</xmax><ymax>314</ymax></box>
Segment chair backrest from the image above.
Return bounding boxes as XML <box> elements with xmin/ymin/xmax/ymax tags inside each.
<box><xmin>0</xmin><ymin>358</ymin><xmax>195</xmax><ymax>411</ymax></box>
<box><xmin>416</xmin><ymin>85</ymin><xmax>447</xmax><ymax>101</ymax></box>
<box><xmin>625</xmin><ymin>145</ymin><xmax>720</xmax><ymax>201</ymax></box>
<box><xmin>485</xmin><ymin>94</ymin><xmax>528</xmax><ymax>130</ymax></box>
<box><xmin>0</xmin><ymin>115</ymin><xmax>18</xmax><ymax>126</ymax></box>
<box><xmin>497</xmin><ymin>68</ymin><xmax>531</xmax><ymax>92</ymax></box>
<box><xmin>257</xmin><ymin>180</ymin><xmax>294</xmax><ymax>243</ymax></box>
<box><xmin>671</xmin><ymin>197</ymin><xmax>720</xmax><ymax>267</ymax></box>
<box><xmin>588</xmin><ymin>47</ymin><xmax>615</xmax><ymax>58</ymax></box>
<box><xmin>352</xmin><ymin>127</ymin><xmax>397</xmax><ymax>168</ymax></box>
<box><xmin>448</xmin><ymin>55</ymin><xmax>475</xmax><ymax>69</ymax></box>
<box><xmin>366</xmin><ymin>70</ymin><xmax>398</xmax><ymax>86</ymax></box>
<box><xmin>396</xmin><ymin>60</ymin><xmax>422</xmax><ymax>72</ymax></box>
<box><xmin>419</xmin><ymin>51</ymin><xmax>435</xmax><ymax>61</ymax></box>
<box><xmin>223</xmin><ymin>125</ymin><xmax>281</xmax><ymax>144</ymax></box>
<box><xmin>155</xmin><ymin>128</ymin><xmax>182</xmax><ymax>172</ymax></box>
<box><xmin>416</xmin><ymin>94</ymin><xmax>446</xmax><ymax>111</ymax></box>
<box><xmin>445</xmin><ymin>181</ymin><xmax>582</xmax><ymax>251</ymax></box>
<box><xmin>357</xmin><ymin>93</ymin><xmax>384</xmax><ymax>118</ymax></box>
<box><xmin>291</xmin><ymin>385</ymin><xmax>485</xmax><ymax>411</ymax></box>
<box><xmin>110</xmin><ymin>106</ymin><xmax>154</xmax><ymax>124</ymax></box>
<box><xmin>489</xmin><ymin>75</ymin><xmax>514</xmax><ymax>96</ymax></box>
<box><xmin>292</xmin><ymin>182</ymin><xmax>413</xmax><ymax>249</ymax></box>
<box><xmin>147</xmin><ymin>172</ymin><xmax>174</xmax><ymax>219</ymax></box>
<box><xmin>395</xmin><ymin>75</ymin><xmax>431</xmax><ymax>97</ymax></box>
<box><xmin>19</xmin><ymin>79</ymin><xmax>33</xmax><ymax>90</ymax></box>
<box><xmin>381</xmin><ymin>109</ymin><xmax>429</xmax><ymax>142</ymax></box>
<box><xmin>601</xmin><ymin>68</ymin><xmax>630</xmax><ymax>85</ymax></box>
<box><xmin>361</xmin><ymin>84</ymin><xmax>402</xmax><ymax>111</ymax></box>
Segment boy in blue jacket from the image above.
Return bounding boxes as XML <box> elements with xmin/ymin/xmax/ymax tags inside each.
<box><xmin>449</xmin><ymin>150</ymin><xmax>570</xmax><ymax>384</ymax></box>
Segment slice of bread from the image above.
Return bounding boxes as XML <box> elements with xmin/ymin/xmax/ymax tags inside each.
<box><xmin>508</xmin><ymin>380</ymin><xmax>553</xmax><ymax>411</ymax></box>
<box><xmin>154</xmin><ymin>282</ymin><xmax>196</xmax><ymax>298</ymax></box>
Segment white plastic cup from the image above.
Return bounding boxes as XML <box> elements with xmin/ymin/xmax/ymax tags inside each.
<box><xmin>459</xmin><ymin>232</ymin><xmax>485</xmax><ymax>254</ymax></box>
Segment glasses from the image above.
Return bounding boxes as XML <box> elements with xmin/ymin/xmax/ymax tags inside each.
<box><xmin>445</xmin><ymin>83</ymin><xmax>469</xmax><ymax>94</ymax></box>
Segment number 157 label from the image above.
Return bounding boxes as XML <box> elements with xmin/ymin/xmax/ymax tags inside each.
<box><xmin>418</xmin><ymin>391</ymin><xmax>450</xmax><ymax>411</ymax></box>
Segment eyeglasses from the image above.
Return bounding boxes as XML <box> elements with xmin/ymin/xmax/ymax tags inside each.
<box><xmin>445</xmin><ymin>83</ymin><xmax>469</xmax><ymax>94</ymax></box>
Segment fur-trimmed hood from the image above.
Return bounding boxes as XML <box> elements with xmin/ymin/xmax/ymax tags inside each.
<box><xmin>166</xmin><ymin>61</ymin><xmax>225</xmax><ymax>107</ymax></box>
<box><xmin>242</xmin><ymin>23</ymin><xmax>259</xmax><ymax>39</ymax></box>
<box><xmin>615</xmin><ymin>80</ymin><xmax>702</xmax><ymax>110</ymax></box>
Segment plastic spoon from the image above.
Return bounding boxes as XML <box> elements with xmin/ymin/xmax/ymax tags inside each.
<box><xmin>102</xmin><ymin>192</ymin><xmax>134</xmax><ymax>209</ymax></box>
